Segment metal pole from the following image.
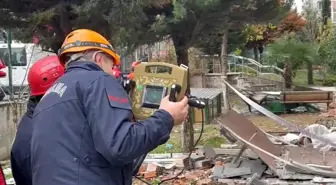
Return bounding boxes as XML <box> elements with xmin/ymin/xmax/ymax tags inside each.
<box><xmin>6</xmin><ymin>29</ymin><xmax>13</xmax><ymax>100</ymax></box>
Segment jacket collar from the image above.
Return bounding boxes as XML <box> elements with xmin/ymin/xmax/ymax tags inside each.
<box><xmin>66</xmin><ymin>61</ymin><xmax>103</xmax><ymax>73</ymax></box>
<box><xmin>26</xmin><ymin>99</ymin><xmax>38</xmax><ymax>118</ymax></box>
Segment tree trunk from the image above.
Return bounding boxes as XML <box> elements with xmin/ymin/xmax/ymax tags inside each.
<box><xmin>58</xmin><ymin>4</ymin><xmax>72</xmax><ymax>36</ymax></box>
<box><xmin>258</xmin><ymin>45</ymin><xmax>264</xmax><ymax>64</ymax></box>
<box><xmin>172</xmin><ymin>34</ymin><xmax>194</xmax><ymax>153</ymax></box>
<box><xmin>253</xmin><ymin>47</ymin><xmax>259</xmax><ymax>62</ymax></box>
<box><xmin>322</xmin><ymin>0</ymin><xmax>331</xmax><ymax>26</ymax></box>
<box><xmin>52</xmin><ymin>4</ymin><xmax>72</xmax><ymax>53</ymax></box>
<box><xmin>221</xmin><ymin>29</ymin><xmax>230</xmax><ymax>112</ymax></box>
<box><xmin>148</xmin><ymin>45</ymin><xmax>153</xmax><ymax>62</ymax></box>
<box><xmin>283</xmin><ymin>61</ymin><xmax>293</xmax><ymax>89</ymax></box>
<box><xmin>307</xmin><ymin>61</ymin><xmax>314</xmax><ymax>85</ymax></box>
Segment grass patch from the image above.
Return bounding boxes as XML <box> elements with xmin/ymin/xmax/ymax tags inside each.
<box><xmin>5</xmin><ymin>171</ymin><xmax>12</xmax><ymax>180</ymax></box>
<box><xmin>293</xmin><ymin>69</ymin><xmax>325</xmax><ymax>86</ymax></box>
<box><xmin>151</xmin><ymin>124</ymin><xmax>226</xmax><ymax>153</ymax></box>
<box><xmin>259</xmin><ymin>73</ymin><xmax>282</xmax><ymax>81</ymax></box>
<box><xmin>260</xmin><ymin>69</ymin><xmax>327</xmax><ymax>86</ymax></box>
<box><xmin>262</xmin><ymin>69</ymin><xmax>336</xmax><ymax>86</ymax></box>
<box><xmin>0</xmin><ymin>160</ymin><xmax>13</xmax><ymax>179</ymax></box>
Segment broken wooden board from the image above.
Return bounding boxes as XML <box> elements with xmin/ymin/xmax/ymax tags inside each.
<box><xmin>219</xmin><ymin>110</ymin><xmax>281</xmax><ymax>171</ymax></box>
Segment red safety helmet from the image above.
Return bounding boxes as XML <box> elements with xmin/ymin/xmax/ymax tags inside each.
<box><xmin>112</xmin><ymin>66</ymin><xmax>121</xmax><ymax>78</ymax></box>
<box><xmin>0</xmin><ymin>59</ymin><xmax>6</xmax><ymax>69</ymax></box>
<box><xmin>0</xmin><ymin>164</ymin><xmax>6</xmax><ymax>185</ymax></box>
<box><xmin>28</xmin><ymin>55</ymin><xmax>65</xmax><ymax>96</ymax></box>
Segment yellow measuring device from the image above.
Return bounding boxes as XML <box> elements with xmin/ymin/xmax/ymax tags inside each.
<box><xmin>129</xmin><ymin>62</ymin><xmax>206</xmax><ymax>180</ymax></box>
<box><xmin>130</xmin><ymin>62</ymin><xmax>188</xmax><ymax>120</ymax></box>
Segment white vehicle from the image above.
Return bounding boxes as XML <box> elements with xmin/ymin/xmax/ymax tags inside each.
<box><xmin>0</xmin><ymin>41</ymin><xmax>55</xmax><ymax>100</ymax></box>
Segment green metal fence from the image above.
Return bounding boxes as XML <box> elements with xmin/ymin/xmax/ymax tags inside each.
<box><xmin>190</xmin><ymin>88</ymin><xmax>223</xmax><ymax>124</ymax></box>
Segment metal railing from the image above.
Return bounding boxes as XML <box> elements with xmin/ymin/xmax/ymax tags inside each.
<box><xmin>227</xmin><ymin>55</ymin><xmax>284</xmax><ymax>79</ymax></box>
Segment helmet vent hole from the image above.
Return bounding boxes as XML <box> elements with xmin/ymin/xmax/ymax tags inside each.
<box><xmin>66</xmin><ymin>33</ymin><xmax>74</xmax><ymax>39</ymax></box>
<box><xmin>43</xmin><ymin>77</ymin><xmax>48</xmax><ymax>81</ymax></box>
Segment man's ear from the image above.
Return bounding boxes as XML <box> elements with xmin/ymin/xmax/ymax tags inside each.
<box><xmin>93</xmin><ymin>53</ymin><xmax>104</xmax><ymax>64</ymax></box>
<box><xmin>97</xmin><ymin>53</ymin><xmax>103</xmax><ymax>62</ymax></box>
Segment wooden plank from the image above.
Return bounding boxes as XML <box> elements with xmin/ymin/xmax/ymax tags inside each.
<box><xmin>281</xmin><ymin>100</ymin><xmax>332</xmax><ymax>104</ymax></box>
<box><xmin>280</xmin><ymin>91</ymin><xmax>333</xmax><ymax>104</ymax></box>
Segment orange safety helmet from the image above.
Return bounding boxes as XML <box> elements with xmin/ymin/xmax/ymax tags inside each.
<box><xmin>131</xmin><ymin>61</ymin><xmax>141</xmax><ymax>69</ymax></box>
<box><xmin>127</xmin><ymin>72</ymin><xmax>135</xmax><ymax>80</ymax></box>
<box><xmin>58</xmin><ymin>29</ymin><xmax>121</xmax><ymax>66</ymax></box>
<box><xmin>28</xmin><ymin>56</ymin><xmax>65</xmax><ymax>96</ymax></box>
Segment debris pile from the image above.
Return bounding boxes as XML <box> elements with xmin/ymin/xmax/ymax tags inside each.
<box><xmin>320</xmin><ymin>109</ymin><xmax>336</xmax><ymax>117</ymax></box>
<box><xmin>320</xmin><ymin>97</ymin><xmax>336</xmax><ymax>117</ymax></box>
<box><xmin>135</xmin><ymin>110</ymin><xmax>336</xmax><ymax>185</ymax></box>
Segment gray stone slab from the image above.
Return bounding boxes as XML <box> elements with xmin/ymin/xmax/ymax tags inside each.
<box><xmin>213</xmin><ymin>166</ymin><xmax>252</xmax><ymax>179</ymax></box>
<box><xmin>240</xmin><ymin>159</ymin><xmax>267</xmax><ymax>178</ymax></box>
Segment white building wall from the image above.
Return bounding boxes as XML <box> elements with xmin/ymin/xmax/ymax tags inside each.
<box><xmin>294</xmin><ymin>0</ymin><xmax>322</xmax><ymax>14</ymax></box>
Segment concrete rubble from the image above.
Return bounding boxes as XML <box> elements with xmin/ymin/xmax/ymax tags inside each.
<box><xmin>135</xmin><ymin>110</ymin><xmax>336</xmax><ymax>184</ymax></box>
<box><xmin>320</xmin><ymin>100</ymin><xmax>336</xmax><ymax>118</ymax></box>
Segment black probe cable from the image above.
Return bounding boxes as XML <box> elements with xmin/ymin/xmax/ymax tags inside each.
<box><xmin>134</xmin><ymin>108</ymin><xmax>205</xmax><ymax>185</ymax></box>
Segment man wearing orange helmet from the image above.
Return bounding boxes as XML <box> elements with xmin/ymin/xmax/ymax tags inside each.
<box><xmin>127</xmin><ymin>61</ymin><xmax>141</xmax><ymax>80</ymax></box>
<box><xmin>30</xmin><ymin>29</ymin><xmax>189</xmax><ymax>185</ymax></box>
<box><xmin>10</xmin><ymin>56</ymin><xmax>65</xmax><ymax>185</ymax></box>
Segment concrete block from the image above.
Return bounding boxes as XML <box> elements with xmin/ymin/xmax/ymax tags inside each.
<box><xmin>0</xmin><ymin>102</ymin><xmax>26</xmax><ymax>160</ymax></box>
<box><xmin>240</xmin><ymin>159</ymin><xmax>267</xmax><ymax>178</ymax></box>
<box><xmin>194</xmin><ymin>159</ymin><xmax>213</xmax><ymax>169</ymax></box>
<box><xmin>213</xmin><ymin>166</ymin><xmax>252</xmax><ymax>179</ymax></box>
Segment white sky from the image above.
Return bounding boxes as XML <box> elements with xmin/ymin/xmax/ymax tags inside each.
<box><xmin>293</xmin><ymin>0</ymin><xmax>304</xmax><ymax>13</ymax></box>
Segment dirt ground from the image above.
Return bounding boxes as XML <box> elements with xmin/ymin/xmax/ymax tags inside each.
<box><xmin>246</xmin><ymin>113</ymin><xmax>325</xmax><ymax>132</ymax></box>
<box><xmin>230</xmin><ymin>94</ymin><xmax>332</xmax><ymax>132</ymax></box>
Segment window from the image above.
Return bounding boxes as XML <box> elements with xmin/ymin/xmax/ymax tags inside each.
<box><xmin>332</xmin><ymin>1</ymin><xmax>336</xmax><ymax>11</ymax></box>
<box><xmin>318</xmin><ymin>1</ymin><xmax>322</xmax><ymax>10</ymax></box>
<box><xmin>0</xmin><ymin>47</ymin><xmax>27</xmax><ymax>66</ymax></box>
<box><xmin>332</xmin><ymin>1</ymin><xmax>336</xmax><ymax>23</ymax></box>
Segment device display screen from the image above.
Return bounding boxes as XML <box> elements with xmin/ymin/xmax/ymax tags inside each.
<box><xmin>142</xmin><ymin>85</ymin><xmax>167</xmax><ymax>109</ymax></box>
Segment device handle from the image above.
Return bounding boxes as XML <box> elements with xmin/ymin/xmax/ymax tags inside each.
<box><xmin>144</xmin><ymin>65</ymin><xmax>172</xmax><ymax>74</ymax></box>
<box><xmin>188</xmin><ymin>98</ymin><xmax>206</xmax><ymax>109</ymax></box>
<box><xmin>144</xmin><ymin>62</ymin><xmax>176</xmax><ymax>68</ymax></box>
<box><xmin>169</xmin><ymin>84</ymin><xmax>182</xmax><ymax>102</ymax></box>
<box><xmin>124</xmin><ymin>80</ymin><xmax>136</xmax><ymax>94</ymax></box>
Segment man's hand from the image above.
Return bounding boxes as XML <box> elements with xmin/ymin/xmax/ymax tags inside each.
<box><xmin>159</xmin><ymin>96</ymin><xmax>189</xmax><ymax>125</ymax></box>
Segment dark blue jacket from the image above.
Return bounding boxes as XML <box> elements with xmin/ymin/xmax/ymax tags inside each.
<box><xmin>30</xmin><ymin>61</ymin><xmax>174</xmax><ymax>185</ymax></box>
<box><xmin>11</xmin><ymin>100</ymin><xmax>37</xmax><ymax>185</ymax></box>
